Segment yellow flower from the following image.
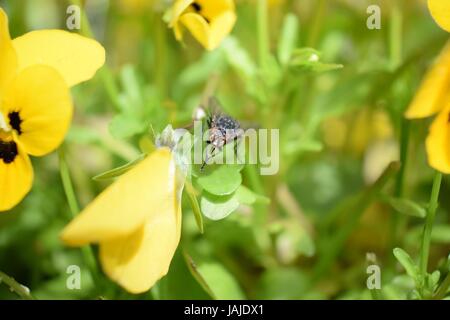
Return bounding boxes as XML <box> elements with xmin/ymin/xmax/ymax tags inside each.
<box><xmin>61</xmin><ymin>148</ymin><xmax>183</xmax><ymax>294</ymax></box>
<box><xmin>405</xmin><ymin>2</ymin><xmax>450</xmax><ymax>173</ymax></box>
<box><xmin>405</xmin><ymin>40</ymin><xmax>450</xmax><ymax>120</ymax></box>
<box><xmin>0</xmin><ymin>8</ymin><xmax>105</xmax><ymax>211</ymax></box>
<box><xmin>168</xmin><ymin>0</ymin><xmax>237</xmax><ymax>50</ymax></box>
<box><xmin>405</xmin><ymin>40</ymin><xmax>450</xmax><ymax>173</ymax></box>
<box><xmin>428</xmin><ymin>0</ymin><xmax>450</xmax><ymax>32</ymax></box>
<box><xmin>426</xmin><ymin>100</ymin><xmax>450</xmax><ymax>172</ymax></box>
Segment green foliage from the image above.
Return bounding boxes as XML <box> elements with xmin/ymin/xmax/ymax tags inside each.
<box><xmin>197</xmin><ymin>165</ymin><xmax>243</xmax><ymax>196</ymax></box>
<box><xmin>201</xmin><ymin>192</ymin><xmax>240</xmax><ymax>221</ymax></box>
<box><xmin>382</xmin><ymin>196</ymin><xmax>427</xmax><ymax>218</ymax></box>
<box><xmin>92</xmin><ymin>155</ymin><xmax>145</xmax><ymax>181</ymax></box>
<box><xmin>1</xmin><ymin>0</ymin><xmax>450</xmax><ymax>301</ymax></box>
<box><xmin>196</xmin><ymin>263</ymin><xmax>246</xmax><ymax>300</ymax></box>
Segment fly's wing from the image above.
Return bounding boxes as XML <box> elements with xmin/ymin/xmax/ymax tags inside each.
<box><xmin>200</xmin><ymin>96</ymin><xmax>221</xmax><ymax>127</ymax></box>
<box><xmin>208</xmin><ymin>96</ymin><xmax>258</xmax><ymax>130</ymax></box>
<box><xmin>207</xmin><ymin>96</ymin><xmax>227</xmax><ymax>118</ymax></box>
<box><xmin>192</xmin><ymin>96</ymin><xmax>221</xmax><ymax>125</ymax></box>
<box><xmin>239</xmin><ymin>120</ymin><xmax>260</xmax><ymax>130</ymax></box>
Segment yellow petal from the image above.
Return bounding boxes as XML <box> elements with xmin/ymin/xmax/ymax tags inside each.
<box><xmin>208</xmin><ymin>11</ymin><xmax>236</xmax><ymax>50</ymax></box>
<box><xmin>174</xmin><ymin>21</ymin><xmax>183</xmax><ymax>40</ymax></box>
<box><xmin>426</xmin><ymin>101</ymin><xmax>450</xmax><ymax>173</ymax></box>
<box><xmin>0</xmin><ymin>143</ymin><xmax>33</xmax><ymax>211</ymax></box>
<box><xmin>405</xmin><ymin>41</ymin><xmax>450</xmax><ymax>119</ymax></box>
<box><xmin>428</xmin><ymin>0</ymin><xmax>450</xmax><ymax>32</ymax></box>
<box><xmin>13</xmin><ymin>30</ymin><xmax>105</xmax><ymax>87</ymax></box>
<box><xmin>170</xmin><ymin>0</ymin><xmax>194</xmax><ymax>26</ymax></box>
<box><xmin>180</xmin><ymin>13</ymin><xmax>210</xmax><ymax>49</ymax></box>
<box><xmin>195</xmin><ymin>0</ymin><xmax>235</xmax><ymax>18</ymax></box>
<box><xmin>99</xmin><ymin>205</ymin><xmax>182</xmax><ymax>294</ymax></box>
<box><xmin>2</xmin><ymin>65</ymin><xmax>73</xmax><ymax>156</ymax></box>
<box><xmin>0</xmin><ymin>8</ymin><xmax>18</xmax><ymax>94</ymax></box>
<box><xmin>60</xmin><ymin>148</ymin><xmax>176</xmax><ymax>246</ymax></box>
<box><xmin>169</xmin><ymin>0</ymin><xmax>236</xmax><ymax>50</ymax></box>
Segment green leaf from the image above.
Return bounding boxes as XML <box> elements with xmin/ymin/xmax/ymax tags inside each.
<box><xmin>277</xmin><ymin>13</ymin><xmax>300</xmax><ymax>66</ymax></box>
<box><xmin>235</xmin><ymin>185</ymin><xmax>270</xmax><ymax>205</ymax></box>
<box><xmin>261</xmin><ymin>55</ymin><xmax>283</xmax><ymax>87</ymax></box>
<box><xmin>393</xmin><ymin>248</ymin><xmax>420</xmax><ymax>281</ymax></box>
<box><xmin>182</xmin><ymin>252</ymin><xmax>215</xmax><ymax>298</ymax></box>
<box><xmin>284</xmin><ymin>139</ymin><xmax>323</xmax><ymax>155</ymax></box>
<box><xmin>382</xmin><ymin>196</ymin><xmax>427</xmax><ymax>218</ymax></box>
<box><xmin>298</xmin><ymin>231</ymin><xmax>315</xmax><ymax>257</ymax></box>
<box><xmin>222</xmin><ymin>36</ymin><xmax>257</xmax><ymax>79</ymax></box>
<box><xmin>158</xmin><ymin>249</ymin><xmax>212</xmax><ymax>299</ymax></box>
<box><xmin>93</xmin><ymin>154</ymin><xmax>145</xmax><ymax>181</ymax></box>
<box><xmin>185</xmin><ymin>182</ymin><xmax>204</xmax><ymax>234</ymax></box>
<box><xmin>197</xmin><ymin>263</ymin><xmax>245</xmax><ymax>300</ymax></box>
<box><xmin>177</xmin><ymin>50</ymin><xmax>226</xmax><ymax>88</ymax></box>
<box><xmin>197</xmin><ymin>165</ymin><xmax>242</xmax><ymax>196</ymax></box>
<box><xmin>109</xmin><ymin>113</ymin><xmax>147</xmax><ymax>139</ymax></box>
<box><xmin>222</xmin><ymin>37</ymin><xmax>267</xmax><ymax>103</ymax></box>
<box><xmin>383</xmin><ymin>275</ymin><xmax>415</xmax><ymax>300</ymax></box>
<box><xmin>431</xmin><ymin>226</ymin><xmax>450</xmax><ymax>243</ymax></box>
<box><xmin>201</xmin><ymin>192</ymin><xmax>240</xmax><ymax>221</ymax></box>
<box><xmin>235</xmin><ymin>185</ymin><xmax>257</xmax><ymax>205</ymax></box>
<box><xmin>306</xmin><ymin>62</ymin><xmax>343</xmax><ymax>73</ymax></box>
<box><xmin>427</xmin><ymin>270</ymin><xmax>440</xmax><ymax>290</ymax></box>
<box><xmin>408</xmin><ymin>289</ymin><xmax>422</xmax><ymax>300</ymax></box>
<box><xmin>290</xmin><ymin>48</ymin><xmax>320</xmax><ymax>64</ymax></box>
<box><xmin>119</xmin><ymin>65</ymin><xmax>143</xmax><ymax>110</ymax></box>
<box><xmin>289</xmin><ymin>48</ymin><xmax>343</xmax><ymax>73</ymax></box>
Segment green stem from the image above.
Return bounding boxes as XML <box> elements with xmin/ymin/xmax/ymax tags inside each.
<box><xmin>434</xmin><ymin>272</ymin><xmax>450</xmax><ymax>300</ymax></box>
<box><xmin>257</xmin><ymin>0</ymin><xmax>269</xmax><ymax>68</ymax></box>
<box><xmin>99</xmin><ymin>68</ymin><xmax>122</xmax><ymax>111</ymax></box>
<box><xmin>69</xmin><ymin>0</ymin><xmax>122</xmax><ymax>111</ymax></box>
<box><xmin>419</xmin><ymin>172</ymin><xmax>442</xmax><ymax>277</ymax></box>
<box><xmin>306</xmin><ymin>0</ymin><xmax>326</xmax><ymax>47</ymax></box>
<box><xmin>58</xmin><ymin>148</ymin><xmax>102</xmax><ymax>291</ymax></box>
<box><xmin>155</xmin><ymin>16</ymin><xmax>168</xmax><ymax>99</ymax></box>
<box><xmin>388</xmin><ymin>0</ymin><xmax>405</xmax><ymax>259</ymax></box>
<box><xmin>0</xmin><ymin>270</ymin><xmax>35</xmax><ymax>300</ymax></box>
<box><xmin>59</xmin><ymin>149</ymin><xmax>81</xmax><ymax>215</ymax></box>
<box><xmin>389</xmin><ymin>1</ymin><xmax>402</xmax><ymax>70</ymax></box>
<box><xmin>390</xmin><ymin>0</ymin><xmax>405</xmax><ymax>198</ymax></box>
<box><xmin>390</xmin><ymin>120</ymin><xmax>410</xmax><ymax>247</ymax></box>
<box><xmin>394</xmin><ymin>122</ymin><xmax>409</xmax><ymax>198</ymax></box>
<box><xmin>185</xmin><ymin>181</ymin><xmax>204</xmax><ymax>234</ymax></box>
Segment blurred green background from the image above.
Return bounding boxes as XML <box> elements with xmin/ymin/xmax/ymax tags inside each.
<box><xmin>0</xmin><ymin>0</ymin><xmax>449</xmax><ymax>300</ymax></box>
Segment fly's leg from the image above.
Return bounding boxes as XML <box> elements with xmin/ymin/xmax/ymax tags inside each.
<box><xmin>233</xmin><ymin>136</ymin><xmax>243</xmax><ymax>164</ymax></box>
<box><xmin>201</xmin><ymin>145</ymin><xmax>216</xmax><ymax>171</ymax></box>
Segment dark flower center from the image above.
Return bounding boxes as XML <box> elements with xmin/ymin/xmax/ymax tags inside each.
<box><xmin>190</xmin><ymin>2</ymin><xmax>210</xmax><ymax>23</ymax></box>
<box><xmin>0</xmin><ymin>141</ymin><xmax>18</xmax><ymax>164</ymax></box>
<box><xmin>192</xmin><ymin>2</ymin><xmax>201</xmax><ymax>12</ymax></box>
<box><xmin>8</xmin><ymin>111</ymin><xmax>23</xmax><ymax>135</ymax></box>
